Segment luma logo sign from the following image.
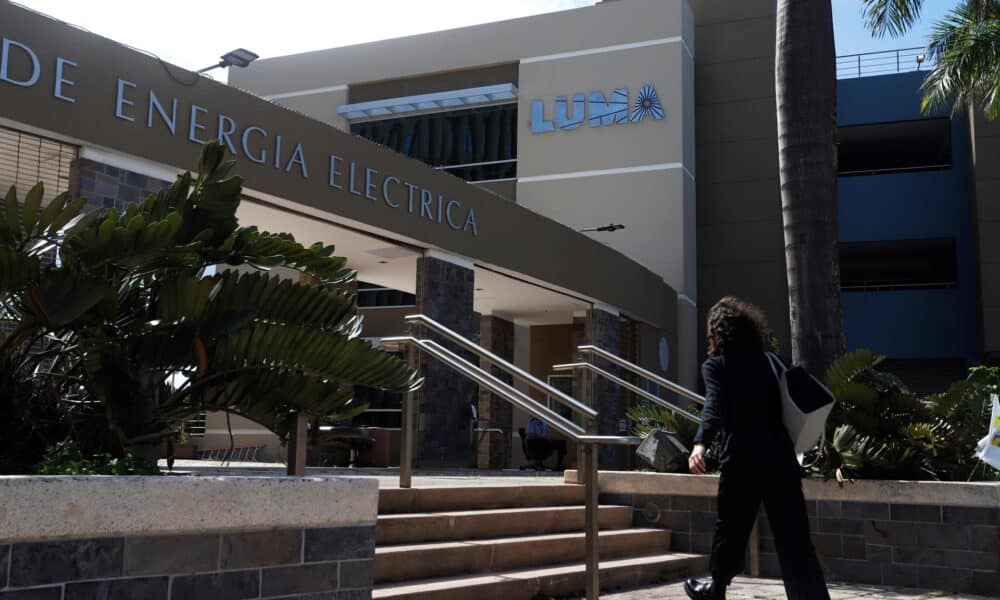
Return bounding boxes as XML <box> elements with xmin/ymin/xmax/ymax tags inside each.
<box><xmin>530</xmin><ymin>84</ymin><xmax>664</xmax><ymax>134</ymax></box>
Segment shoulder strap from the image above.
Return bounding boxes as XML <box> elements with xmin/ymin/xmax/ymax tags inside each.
<box><xmin>764</xmin><ymin>351</ymin><xmax>783</xmax><ymax>379</ymax></box>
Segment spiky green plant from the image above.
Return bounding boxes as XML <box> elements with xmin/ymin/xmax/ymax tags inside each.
<box><xmin>812</xmin><ymin>349</ymin><xmax>1000</xmax><ymax>482</ymax></box>
<box><xmin>0</xmin><ymin>142</ymin><xmax>420</xmax><ymax>467</ymax></box>
<box><xmin>862</xmin><ymin>0</ymin><xmax>1000</xmax><ymax>119</ymax></box>
<box><xmin>811</xmin><ymin>350</ymin><xmax>937</xmax><ymax>480</ymax></box>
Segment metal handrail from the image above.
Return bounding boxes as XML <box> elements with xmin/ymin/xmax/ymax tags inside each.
<box><xmin>405</xmin><ymin>314</ymin><xmax>599</xmax><ymax>420</ymax></box>
<box><xmin>383</xmin><ymin>333</ymin><xmax>638</xmax><ymax>600</ymax></box>
<box><xmin>835</xmin><ymin>46</ymin><xmax>934</xmax><ymax>80</ymax></box>
<box><xmin>384</xmin><ymin>335</ymin><xmax>586</xmax><ymax>439</ymax></box>
<box><xmin>553</xmin><ymin>361</ymin><xmax>701</xmax><ymax>424</ymax></box>
<box><xmin>576</xmin><ymin>345</ymin><xmax>706</xmax><ymax>406</ymax></box>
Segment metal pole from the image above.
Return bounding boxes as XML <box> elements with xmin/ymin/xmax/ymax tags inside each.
<box><xmin>400</xmin><ymin>389</ymin><xmax>415</xmax><ymax>489</ymax></box>
<box><xmin>583</xmin><ymin>443</ymin><xmax>600</xmax><ymax>600</ymax></box>
<box><xmin>286</xmin><ymin>412</ymin><xmax>308</xmax><ymax>476</ymax></box>
<box><xmin>577</xmin><ymin>364</ymin><xmax>595</xmax><ymax>484</ymax></box>
<box><xmin>857</xmin><ymin>54</ymin><xmax>861</xmax><ymax>78</ymax></box>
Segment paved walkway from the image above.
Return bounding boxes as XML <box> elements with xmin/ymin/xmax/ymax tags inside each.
<box><xmin>596</xmin><ymin>577</ymin><xmax>995</xmax><ymax>599</ymax></box>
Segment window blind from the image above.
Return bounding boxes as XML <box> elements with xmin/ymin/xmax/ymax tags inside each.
<box><xmin>0</xmin><ymin>126</ymin><xmax>77</xmax><ymax>205</ymax></box>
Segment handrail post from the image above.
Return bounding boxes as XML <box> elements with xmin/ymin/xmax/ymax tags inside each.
<box><xmin>582</xmin><ymin>442</ymin><xmax>600</xmax><ymax>600</ymax></box>
<box><xmin>857</xmin><ymin>54</ymin><xmax>861</xmax><ymax>78</ymax></box>
<box><xmin>400</xmin><ymin>388</ymin><xmax>415</xmax><ymax>489</ymax></box>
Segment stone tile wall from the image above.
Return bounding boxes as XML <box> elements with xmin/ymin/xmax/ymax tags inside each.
<box><xmin>611</xmin><ymin>491</ymin><xmax>999</xmax><ymax>595</ymax></box>
<box><xmin>573</xmin><ymin>309</ymin><xmax>623</xmax><ymax>467</ymax></box>
<box><xmin>413</xmin><ymin>255</ymin><xmax>476</xmax><ymax>467</ymax></box>
<box><xmin>75</xmin><ymin>159</ymin><xmax>171</xmax><ymax>213</ymax></box>
<box><xmin>0</xmin><ymin>525</ymin><xmax>375</xmax><ymax>599</ymax></box>
<box><xmin>477</xmin><ymin>315</ymin><xmax>515</xmax><ymax>469</ymax></box>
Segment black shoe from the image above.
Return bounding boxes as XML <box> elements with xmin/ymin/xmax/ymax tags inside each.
<box><xmin>684</xmin><ymin>578</ymin><xmax>725</xmax><ymax>600</ymax></box>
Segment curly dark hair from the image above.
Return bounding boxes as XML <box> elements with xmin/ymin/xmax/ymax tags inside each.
<box><xmin>706</xmin><ymin>296</ymin><xmax>768</xmax><ymax>357</ymax></box>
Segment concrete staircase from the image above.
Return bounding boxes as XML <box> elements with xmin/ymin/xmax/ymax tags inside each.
<box><xmin>373</xmin><ymin>484</ymin><xmax>708</xmax><ymax>599</ymax></box>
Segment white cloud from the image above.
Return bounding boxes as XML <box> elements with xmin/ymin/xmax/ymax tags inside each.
<box><xmin>15</xmin><ymin>0</ymin><xmax>597</xmax><ymax>72</ymax></box>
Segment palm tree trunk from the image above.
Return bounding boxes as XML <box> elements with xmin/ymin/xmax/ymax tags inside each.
<box><xmin>775</xmin><ymin>0</ymin><xmax>845</xmax><ymax>375</ymax></box>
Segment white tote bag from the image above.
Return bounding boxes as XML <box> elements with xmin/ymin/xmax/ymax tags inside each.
<box><xmin>975</xmin><ymin>393</ymin><xmax>1000</xmax><ymax>472</ymax></box>
<box><xmin>766</xmin><ymin>353</ymin><xmax>837</xmax><ymax>462</ymax></box>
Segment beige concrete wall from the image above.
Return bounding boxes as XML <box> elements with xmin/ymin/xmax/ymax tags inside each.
<box><xmin>474</xmin><ymin>179</ymin><xmax>516</xmax><ymax>201</ymax></box>
<box><xmin>516</xmin><ymin>45</ymin><xmax>688</xmax><ymax>177</ymax></box>
<box><xmin>265</xmin><ymin>88</ymin><xmax>350</xmax><ymax>131</ymax></box>
<box><xmin>232</xmin><ymin>0</ymin><xmax>695</xmax><ymax>349</ymax></box>
<box><xmin>231</xmin><ymin>0</ymin><xmax>711</xmax><ymax>376</ymax></box>
<box><xmin>689</xmin><ymin>0</ymin><xmax>790</xmax><ymax>358</ymax></box>
<box><xmin>231</xmin><ymin>1</ymin><xmax>687</xmax><ymax>98</ymax></box>
<box><xmin>349</xmin><ymin>64</ymin><xmax>520</xmax><ymax>103</ymax></box>
<box><xmin>517</xmin><ymin>170</ymin><xmax>691</xmax><ymax>296</ymax></box>
<box><xmin>0</xmin><ymin>476</ymin><xmax>377</xmax><ymax>543</ymax></box>
<box><xmin>972</xmin><ymin>111</ymin><xmax>1000</xmax><ymax>359</ymax></box>
<box><xmin>201</xmin><ymin>412</ymin><xmax>283</xmax><ymax>462</ymax></box>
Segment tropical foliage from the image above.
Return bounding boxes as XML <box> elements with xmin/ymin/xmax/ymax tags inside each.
<box><xmin>0</xmin><ymin>142</ymin><xmax>420</xmax><ymax>473</ymax></box>
<box><xmin>35</xmin><ymin>439</ymin><xmax>158</xmax><ymax>475</ymax></box>
<box><xmin>863</xmin><ymin>0</ymin><xmax>1000</xmax><ymax>119</ymax></box>
<box><xmin>810</xmin><ymin>350</ymin><xmax>999</xmax><ymax>482</ymax></box>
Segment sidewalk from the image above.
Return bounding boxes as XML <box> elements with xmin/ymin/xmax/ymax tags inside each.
<box><xmin>596</xmin><ymin>577</ymin><xmax>996</xmax><ymax>599</ymax></box>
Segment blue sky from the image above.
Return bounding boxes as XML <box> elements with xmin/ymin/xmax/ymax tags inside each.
<box><xmin>832</xmin><ymin>0</ymin><xmax>963</xmax><ymax>55</ymax></box>
<box><xmin>18</xmin><ymin>0</ymin><xmax>962</xmax><ymax>72</ymax></box>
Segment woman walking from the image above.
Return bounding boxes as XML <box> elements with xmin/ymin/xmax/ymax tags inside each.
<box><xmin>684</xmin><ymin>297</ymin><xmax>830</xmax><ymax>600</ymax></box>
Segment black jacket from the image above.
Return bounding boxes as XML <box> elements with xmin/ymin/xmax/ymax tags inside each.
<box><xmin>693</xmin><ymin>351</ymin><xmax>798</xmax><ymax>471</ymax></box>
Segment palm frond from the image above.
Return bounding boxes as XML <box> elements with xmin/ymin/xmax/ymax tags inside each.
<box><xmin>921</xmin><ymin>4</ymin><xmax>1000</xmax><ymax>119</ymax></box>
<box><xmin>862</xmin><ymin>0</ymin><xmax>924</xmax><ymax>38</ymax></box>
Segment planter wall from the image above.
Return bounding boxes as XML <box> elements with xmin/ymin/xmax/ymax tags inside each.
<box><xmin>566</xmin><ymin>470</ymin><xmax>999</xmax><ymax>595</ymax></box>
<box><xmin>0</xmin><ymin>475</ymin><xmax>378</xmax><ymax>599</ymax></box>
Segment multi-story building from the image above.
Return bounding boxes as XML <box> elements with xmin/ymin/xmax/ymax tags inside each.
<box><xmin>2</xmin><ymin>0</ymin><xmax>997</xmax><ymax>468</ymax></box>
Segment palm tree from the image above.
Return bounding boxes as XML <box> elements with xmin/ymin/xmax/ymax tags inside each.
<box><xmin>775</xmin><ymin>0</ymin><xmax>845</xmax><ymax>375</ymax></box>
<box><xmin>863</xmin><ymin>0</ymin><xmax>1000</xmax><ymax>119</ymax></box>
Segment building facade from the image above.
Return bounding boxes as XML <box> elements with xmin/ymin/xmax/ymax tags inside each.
<box><xmin>2</xmin><ymin>0</ymin><xmax>997</xmax><ymax>468</ymax></box>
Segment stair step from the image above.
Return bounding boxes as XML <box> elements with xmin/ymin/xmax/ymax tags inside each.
<box><xmin>376</xmin><ymin>505</ymin><xmax>633</xmax><ymax>545</ymax></box>
<box><xmin>379</xmin><ymin>484</ymin><xmax>584</xmax><ymax>514</ymax></box>
<box><xmin>375</xmin><ymin>528</ymin><xmax>670</xmax><ymax>584</ymax></box>
<box><xmin>372</xmin><ymin>553</ymin><xmax>709</xmax><ymax>600</ymax></box>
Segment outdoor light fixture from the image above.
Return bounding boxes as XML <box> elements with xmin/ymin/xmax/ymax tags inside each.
<box><xmin>198</xmin><ymin>48</ymin><xmax>259</xmax><ymax>73</ymax></box>
<box><xmin>578</xmin><ymin>224</ymin><xmax>625</xmax><ymax>233</ymax></box>
<box><xmin>916</xmin><ymin>54</ymin><xmax>926</xmax><ymax>67</ymax></box>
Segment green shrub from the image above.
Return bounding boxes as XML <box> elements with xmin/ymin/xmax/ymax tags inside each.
<box><xmin>36</xmin><ymin>439</ymin><xmax>159</xmax><ymax>475</ymax></box>
<box><xmin>812</xmin><ymin>351</ymin><xmax>1000</xmax><ymax>482</ymax></box>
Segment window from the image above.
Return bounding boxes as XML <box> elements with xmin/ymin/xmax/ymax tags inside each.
<box><xmin>840</xmin><ymin>238</ymin><xmax>957</xmax><ymax>291</ymax></box>
<box><xmin>547</xmin><ymin>374</ymin><xmax>574</xmax><ymax>421</ymax></box>
<box><xmin>183</xmin><ymin>412</ymin><xmax>206</xmax><ymax>438</ymax></box>
<box><xmin>0</xmin><ymin>126</ymin><xmax>76</xmax><ymax>204</ymax></box>
<box><xmin>351</xmin><ymin>386</ymin><xmax>402</xmax><ymax>428</ymax></box>
<box><xmin>357</xmin><ymin>282</ymin><xmax>416</xmax><ymax>308</ymax></box>
<box><xmin>838</xmin><ymin>118</ymin><xmax>951</xmax><ymax>176</ymax></box>
<box><xmin>351</xmin><ymin>104</ymin><xmax>517</xmax><ymax>182</ymax></box>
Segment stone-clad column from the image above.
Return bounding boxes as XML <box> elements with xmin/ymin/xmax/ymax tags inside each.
<box><xmin>478</xmin><ymin>315</ymin><xmax>515</xmax><ymax>469</ymax></box>
<box><xmin>573</xmin><ymin>307</ymin><xmax>623</xmax><ymax>468</ymax></box>
<box><xmin>412</xmin><ymin>252</ymin><xmax>476</xmax><ymax>467</ymax></box>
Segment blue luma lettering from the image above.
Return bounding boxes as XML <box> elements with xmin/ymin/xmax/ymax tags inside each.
<box><xmin>530</xmin><ymin>85</ymin><xmax>664</xmax><ymax>134</ymax></box>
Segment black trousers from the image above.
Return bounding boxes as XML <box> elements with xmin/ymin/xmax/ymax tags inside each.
<box><xmin>710</xmin><ymin>464</ymin><xmax>830</xmax><ymax>600</ymax></box>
